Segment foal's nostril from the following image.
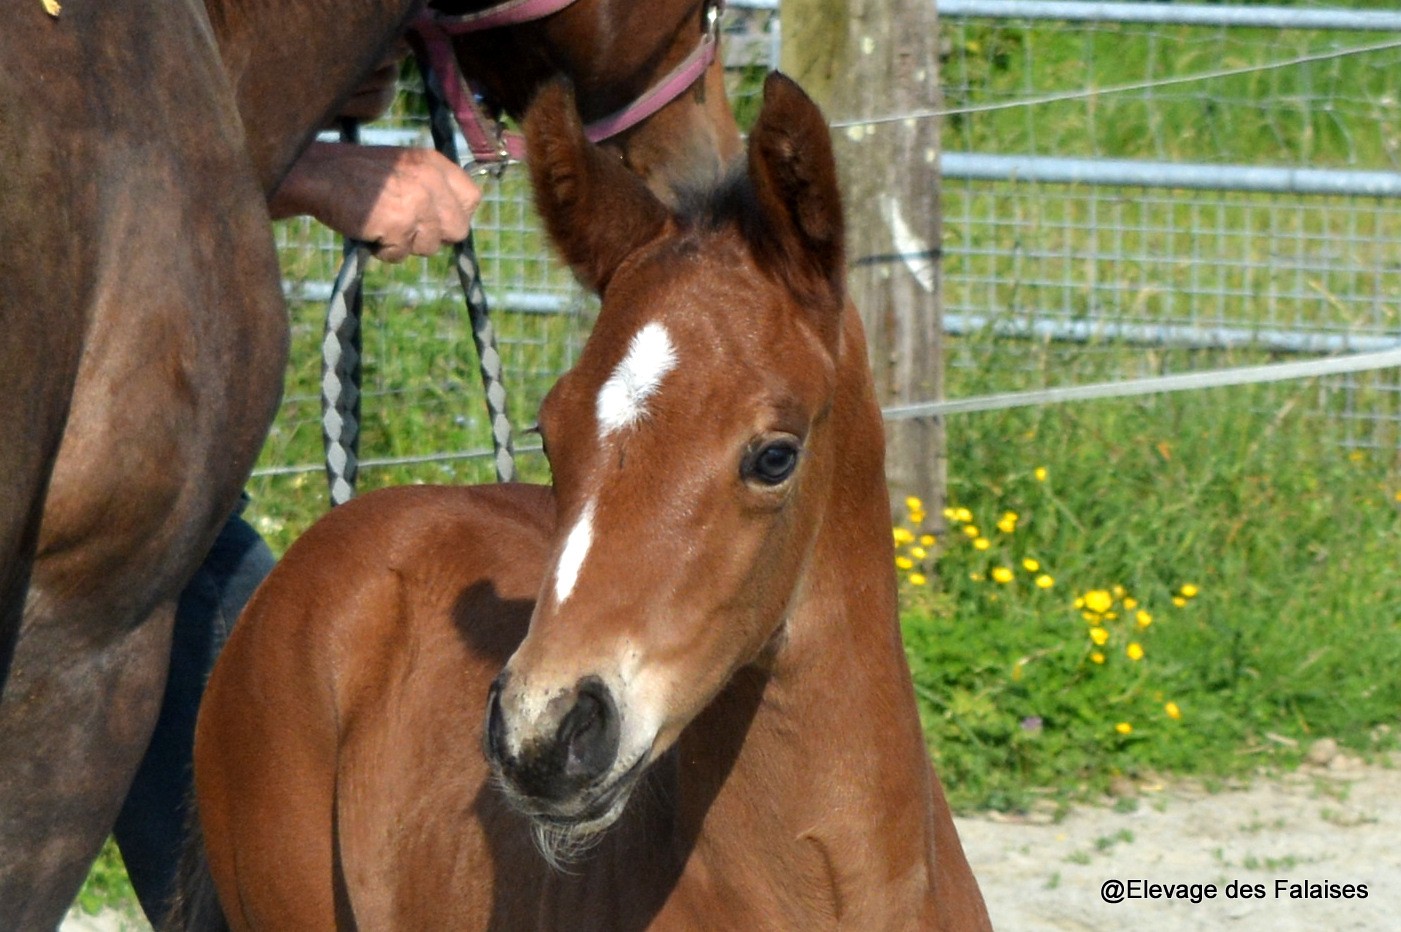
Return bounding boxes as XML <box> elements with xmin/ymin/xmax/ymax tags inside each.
<box><xmin>486</xmin><ymin>673</ymin><xmax>622</xmax><ymax>802</ymax></box>
<box><xmin>557</xmin><ymin>676</ymin><xmax>620</xmax><ymax>782</ymax></box>
<box><xmin>483</xmin><ymin>671</ymin><xmax>510</xmax><ymax>765</ymax></box>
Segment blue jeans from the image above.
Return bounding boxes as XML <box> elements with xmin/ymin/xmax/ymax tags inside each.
<box><xmin>113</xmin><ymin>504</ymin><xmax>275</xmax><ymax>924</ymax></box>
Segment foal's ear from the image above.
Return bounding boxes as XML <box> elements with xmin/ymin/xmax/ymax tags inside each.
<box><xmin>746</xmin><ymin>72</ymin><xmax>846</xmax><ymax>306</ymax></box>
<box><xmin>524</xmin><ymin>80</ymin><xmax>670</xmax><ymax>293</ymax></box>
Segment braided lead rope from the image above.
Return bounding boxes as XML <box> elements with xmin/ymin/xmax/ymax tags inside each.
<box><xmin>321</xmin><ymin>120</ymin><xmax>370</xmax><ymax>507</ymax></box>
<box><xmin>455</xmin><ymin>232</ymin><xmax>515</xmax><ymax>481</ymax></box>
<box><xmin>420</xmin><ymin>49</ymin><xmax>516</xmax><ymax>482</ymax></box>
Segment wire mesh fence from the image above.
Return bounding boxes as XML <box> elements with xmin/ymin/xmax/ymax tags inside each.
<box><xmin>938</xmin><ymin>0</ymin><xmax>1401</xmax><ymax>454</ymax></box>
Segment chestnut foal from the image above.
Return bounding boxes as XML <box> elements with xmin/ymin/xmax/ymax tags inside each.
<box><xmin>190</xmin><ymin>74</ymin><xmax>990</xmax><ymax>929</ymax></box>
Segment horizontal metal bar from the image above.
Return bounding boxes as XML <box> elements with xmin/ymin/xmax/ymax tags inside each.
<box><xmin>252</xmin><ymin>443</ymin><xmax>545</xmax><ymax>478</ymax></box>
<box><xmin>884</xmin><ymin>344</ymin><xmax>1401</xmax><ymax>420</ymax></box>
<box><xmin>283</xmin><ymin>281</ymin><xmax>572</xmax><ymax>315</ymax></box>
<box><xmin>942</xmin><ymin>152</ymin><xmax>1401</xmax><ymax>198</ymax></box>
<box><xmin>943</xmin><ymin>313</ymin><xmax>1401</xmax><ymax>355</ymax></box>
<box><xmin>938</xmin><ymin>0</ymin><xmax>1401</xmax><ymax>32</ymax></box>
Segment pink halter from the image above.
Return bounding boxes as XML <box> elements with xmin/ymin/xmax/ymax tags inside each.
<box><xmin>409</xmin><ymin>0</ymin><xmax>723</xmax><ymax>166</ymax></box>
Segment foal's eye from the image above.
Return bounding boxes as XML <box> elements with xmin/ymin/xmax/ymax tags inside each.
<box><xmin>743</xmin><ymin>439</ymin><xmax>801</xmax><ymax>486</ymax></box>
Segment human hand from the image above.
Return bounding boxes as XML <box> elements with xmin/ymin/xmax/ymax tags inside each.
<box><xmin>271</xmin><ymin>142</ymin><xmax>482</xmax><ymax>262</ymax></box>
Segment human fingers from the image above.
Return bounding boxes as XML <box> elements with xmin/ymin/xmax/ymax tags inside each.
<box><xmin>436</xmin><ymin>162</ymin><xmax>482</xmax><ymax>244</ymax></box>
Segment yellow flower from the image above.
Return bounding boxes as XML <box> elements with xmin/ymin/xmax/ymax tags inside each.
<box><xmin>909</xmin><ymin>511</ymin><xmax>926</xmax><ymax>526</ymax></box>
<box><xmin>1090</xmin><ymin>651</ymin><xmax>1105</xmax><ymax>664</ymax></box>
<box><xmin>1073</xmin><ymin>597</ymin><xmax>1086</xmax><ymax>610</ymax></box>
<box><xmin>1115</xmin><ymin>722</ymin><xmax>1133</xmax><ymax>735</ymax></box>
<box><xmin>1035</xmin><ymin>574</ymin><xmax>1055</xmax><ymax>589</ymax></box>
<box><xmin>1089</xmin><ymin>627</ymin><xmax>1109</xmax><ymax>646</ymax></box>
<box><xmin>895</xmin><ymin>556</ymin><xmax>915</xmax><ymax>570</ymax></box>
<box><xmin>991</xmin><ymin>566</ymin><xmax>1015</xmax><ymax>584</ymax></box>
<box><xmin>969</xmin><ymin>572</ymin><xmax>984</xmax><ymax>582</ymax></box>
<box><xmin>1111</xmin><ymin>584</ymin><xmax>1126</xmax><ymax>598</ymax></box>
<box><xmin>1082</xmin><ymin>612</ymin><xmax>1102</xmax><ymax>623</ymax></box>
<box><xmin>963</xmin><ymin>525</ymin><xmax>980</xmax><ymax>538</ymax></box>
<box><xmin>892</xmin><ymin>527</ymin><xmax>915</xmax><ymax>544</ymax></box>
<box><xmin>1135</xmin><ymin>610</ymin><xmax>1153</xmax><ymax>628</ymax></box>
<box><xmin>1172</xmin><ymin>596</ymin><xmax>1188</xmax><ymax>608</ymax></box>
<box><xmin>997</xmin><ymin>511</ymin><xmax>1019</xmax><ymax>533</ymax></box>
<box><xmin>1083</xmin><ymin>589</ymin><xmax>1114</xmax><ymax>614</ymax></box>
<box><xmin>1126</xmin><ymin>642</ymin><xmax>1144</xmax><ymax>661</ymax></box>
<box><xmin>1122</xmin><ymin>597</ymin><xmax>1139</xmax><ymax>610</ymax></box>
<box><xmin>910</xmin><ymin>546</ymin><xmax>928</xmax><ymax>560</ymax></box>
<box><xmin>973</xmin><ymin>537</ymin><xmax>990</xmax><ymax>551</ymax></box>
<box><xmin>1180</xmin><ymin>583</ymin><xmax>1199</xmax><ymax>598</ymax></box>
<box><xmin>1012</xmin><ymin>660</ymin><xmax>1025</xmax><ymax>682</ymax></box>
<box><xmin>1034</xmin><ymin>466</ymin><xmax>1048</xmax><ymax>482</ymax></box>
<box><xmin>1164</xmin><ymin>702</ymin><xmax>1182</xmax><ymax>720</ymax></box>
<box><xmin>1022</xmin><ymin>557</ymin><xmax>1040</xmax><ymax>572</ymax></box>
<box><xmin>953</xmin><ymin>507</ymin><xmax>973</xmax><ymax>524</ymax></box>
<box><xmin>905</xmin><ymin>496</ymin><xmax>924</xmax><ymax>514</ymax></box>
<box><xmin>919</xmin><ymin>534</ymin><xmax>935</xmax><ymax>547</ymax></box>
<box><xmin>942</xmin><ymin>506</ymin><xmax>956</xmax><ymax>520</ymax></box>
<box><xmin>909</xmin><ymin>573</ymin><xmax>928</xmax><ymax>586</ymax></box>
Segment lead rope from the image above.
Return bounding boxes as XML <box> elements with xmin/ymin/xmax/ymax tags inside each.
<box><xmin>420</xmin><ymin>53</ymin><xmax>516</xmax><ymax>483</ymax></box>
<box><xmin>320</xmin><ymin>64</ymin><xmax>516</xmax><ymax>507</ymax></box>
<box><xmin>321</xmin><ymin>119</ymin><xmax>370</xmax><ymax>507</ymax></box>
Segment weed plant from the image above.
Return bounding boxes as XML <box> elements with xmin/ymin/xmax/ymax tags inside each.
<box><xmin>899</xmin><ymin>379</ymin><xmax>1401</xmax><ymax>812</ymax></box>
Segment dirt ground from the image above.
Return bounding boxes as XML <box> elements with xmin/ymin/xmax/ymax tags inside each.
<box><xmin>62</xmin><ymin>747</ymin><xmax>1400</xmax><ymax>931</ymax></box>
<box><xmin>958</xmin><ymin>746</ymin><xmax>1400</xmax><ymax>930</ymax></box>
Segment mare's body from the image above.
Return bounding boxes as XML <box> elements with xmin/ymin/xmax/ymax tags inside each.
<box><xmin>191</xmin><ymin>76</ymin><xmax>990</xmax><ymax>929</ymax></box>
<box><xmin>0</xmin><ymin>1</ymin><xmax>736</xmax><ymax>922</ymax></box>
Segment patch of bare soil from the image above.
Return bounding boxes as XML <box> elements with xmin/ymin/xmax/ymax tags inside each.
<box><xmin>955</xmin><ymin>748</ymin><xmax>1400</xmax><ymax>930</ymax></box>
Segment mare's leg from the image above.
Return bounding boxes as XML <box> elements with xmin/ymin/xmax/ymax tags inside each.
<box><xmin>115</xmin><ymin>507</ymin><xmax>276</xmax><ymax>925</ymax></box>
<box><xmin>0</xmin><ymin>5</ymin><xmax>94</xmax><ymax>687</ymax></box>
<box><xmin>0</xmin><ymin>1</ymin><xmax>288</xmax><ymax>922</ymax></box>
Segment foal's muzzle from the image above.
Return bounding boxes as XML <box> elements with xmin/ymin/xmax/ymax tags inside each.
<box><xmin>484</xmin><ymin>672</ymin><xmax>622</xmax><ymax>810</ymax></box>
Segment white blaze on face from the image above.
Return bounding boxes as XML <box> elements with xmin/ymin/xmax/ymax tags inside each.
<box><xmin>595</xmin><ymin>322</ymin><xmax>678</xmax><ymax>436</ymax></box>
<box><xmin>554</xmin><ymin>501</ymin><xmax>595</xmax><ymax>604</ymax></box>
<box><xmin>554</xmin><ymin>324</ymin><xmax>676</xmax><ymax>605</ymax></box>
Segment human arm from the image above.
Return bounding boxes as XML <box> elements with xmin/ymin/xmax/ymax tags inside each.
<box><xmin>269</xmin><ymin>142</ymin><xmax>481</xmax><ymax>262</ymax></box>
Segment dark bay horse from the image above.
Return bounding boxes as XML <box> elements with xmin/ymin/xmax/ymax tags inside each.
<box><xmin>0</xmin><ymin>0</ymin><xmax>737</xmax><ymax>923</ymax></box>
<box><xmin>188</xmin><ymin>74</ymin><xmax>991</xmax><ymax>929</ymax></box>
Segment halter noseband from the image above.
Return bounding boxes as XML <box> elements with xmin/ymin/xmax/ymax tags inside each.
<box><xmin>410</xmin><ymin>0</ymin><xmax>724</xmax><ymax>167</ymax></box>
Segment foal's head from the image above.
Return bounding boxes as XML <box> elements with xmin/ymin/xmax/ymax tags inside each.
<box><xmin>485</xmin><ymin>74</ymin><xmax>849</xmax><ymax>859</ymax></box>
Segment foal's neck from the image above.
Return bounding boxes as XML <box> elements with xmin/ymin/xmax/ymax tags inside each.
<box><xmin>668</xmin><ymin>309</ymin><xmax>940</xmax><ymax>921</ymax></box>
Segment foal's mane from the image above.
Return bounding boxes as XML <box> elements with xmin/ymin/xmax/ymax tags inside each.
<box><xmin>671</xmin><ymin>164</ymin><xmax>757</xmax><ymax>235</ymax></box>
<box><xmin>668</xmin><ymin>163</ymin><xmax>845</xmax><ymax>314</ymax></box>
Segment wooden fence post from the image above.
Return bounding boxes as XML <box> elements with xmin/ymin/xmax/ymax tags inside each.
<box><xmin>781</xmin><ymin>0</ymin><xmax>947</xmax><ymax>526</ymax></box>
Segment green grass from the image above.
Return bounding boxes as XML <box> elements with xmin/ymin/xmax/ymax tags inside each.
<box><xmin>70</xmin><ymin>840</ymin><xmax>143</xmax><ymax>925</ymax></box>
<box><xmin>897</xmin><ymin>377</ymin><xmax>1401</xmax><ymax>812</ymax></box>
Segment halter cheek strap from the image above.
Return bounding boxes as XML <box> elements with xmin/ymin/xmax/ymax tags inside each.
<box><xmin>410</xmin><ymin>0</ymin><xmax>723</xmax><ymax>165</ymax></box>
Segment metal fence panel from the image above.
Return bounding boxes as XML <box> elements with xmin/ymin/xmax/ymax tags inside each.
<box><xmin>937</xmin><ymin>0</ymin><xmax>1401</xmax><ymax>452</ymax></box>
